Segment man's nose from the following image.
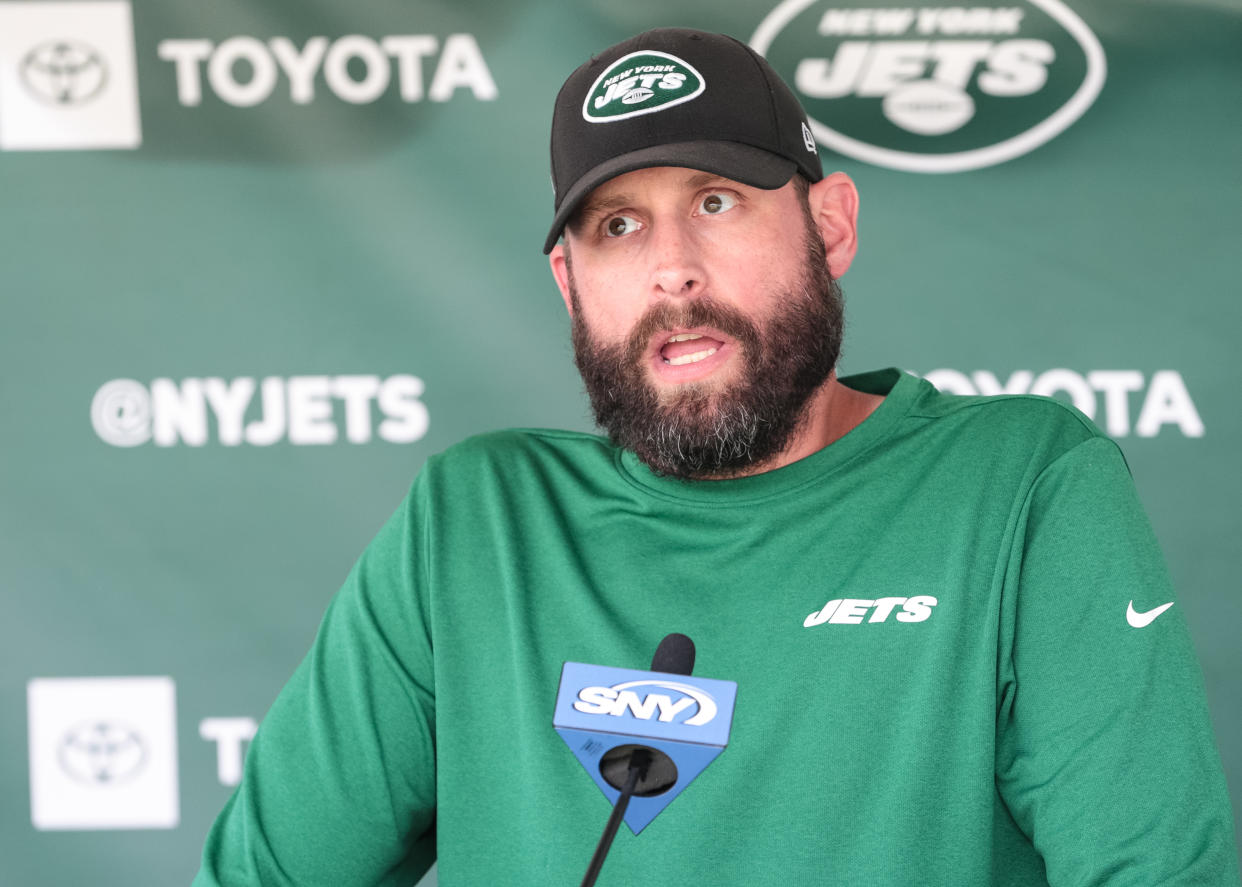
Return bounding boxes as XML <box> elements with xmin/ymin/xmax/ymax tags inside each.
<box><xmin>649</xmin><ymin>219</ymin><xmax>706</xmax><ymax>300</ymax></box>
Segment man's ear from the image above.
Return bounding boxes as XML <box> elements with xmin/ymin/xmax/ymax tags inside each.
<box><xmin>548</xmin><ymin>243</ymin><xmax>574</xmax><ymax>316</ymax></box>
<box><xmin>806</xmin><ymin>172</ymin><xmax>859</xmax><ymax>277</ymax></box>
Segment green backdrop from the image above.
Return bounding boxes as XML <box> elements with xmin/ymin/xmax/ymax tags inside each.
<box><xmin>2</xmin><ymin>0</ymin><xmax>1238</xmax><ymax>883</ymax></box>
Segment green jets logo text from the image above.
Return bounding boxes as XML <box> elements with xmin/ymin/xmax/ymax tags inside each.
<box><xmin>582</xmin><ymin>50</ymin><xmax>705</xmax><ymax>123</ymax></box>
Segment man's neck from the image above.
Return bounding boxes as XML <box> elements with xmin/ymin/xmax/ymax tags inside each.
<box><xmin>718</xmin><ymin>372</ymin><xmax>884</xmax><ymax>480</ymax></box>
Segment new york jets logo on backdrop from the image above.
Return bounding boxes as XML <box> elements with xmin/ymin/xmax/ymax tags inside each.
<box><xmin>582</xmin><ymin>50</ymin><xmax>705</xmax><ymax>122</ymax></box>
<box><xmin>750</xmin><ymin>0</ymin><xmax>1106</xmax><ymax>172</ymax></box>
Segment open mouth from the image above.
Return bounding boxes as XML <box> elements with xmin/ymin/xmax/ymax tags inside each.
<box><xmin>659</xmin><ymin>332</ymin><xmax>725</xmax><ymax>366</ymax></box>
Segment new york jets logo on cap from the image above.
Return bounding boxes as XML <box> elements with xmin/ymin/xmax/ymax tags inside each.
<box><xmin>582</xmin><ymin>50</ymin><xmax>705</xmax><ymax>123</ymax></box>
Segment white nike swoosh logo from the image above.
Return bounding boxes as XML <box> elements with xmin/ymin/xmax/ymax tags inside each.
<box><xmin>1127</xmin><ymin>600</ymin><xmax>1174</xmax><ymax>628</ymax></box>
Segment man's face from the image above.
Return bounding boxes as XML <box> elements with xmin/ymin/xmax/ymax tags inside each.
<box><xmin>551</xmin><ymin>167</ymin><xmax>843</xmax><ymax>479</ymax></box>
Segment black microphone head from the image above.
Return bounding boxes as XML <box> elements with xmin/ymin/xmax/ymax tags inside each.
<box><xmin>650</xmin><ymin>633</ymin><xmax>695</xmax><ymax>676</ymax></box>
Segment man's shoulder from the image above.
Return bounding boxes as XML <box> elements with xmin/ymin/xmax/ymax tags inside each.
<box><xmin>919</xmin><ymin>382</ymin><xmax>1099</xmax><ymax>432</ymax></box>
<box><xmin>424</xmin><ymin>427</ymin><xmax>619</xmax><ymax>480</ymax></box>
<box><xmin>844</xmin><ymin>368</ymin><xmax>1111</xmax><ymax>466</ymax></box>
<box><xmin>907</xmin><ymin>376</ymin><xmax>1112</xmax><ymax>467</ymax></box>
<box><xmin>848</xmin><ymin>368</ymin><xmax>1106</xmax><ymax>440</ymax></box>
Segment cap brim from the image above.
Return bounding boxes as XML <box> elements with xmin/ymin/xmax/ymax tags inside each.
<box><xmin>542</xmin><ymin>140</ymin><xmax>797</xmax><ymax>254</ymax></box>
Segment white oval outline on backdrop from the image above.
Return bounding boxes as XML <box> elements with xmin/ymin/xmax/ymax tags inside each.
<box><xmin>750</xmin><ymin>0</ymin><xmax>1107</xmax><ymax>173</ymax></box>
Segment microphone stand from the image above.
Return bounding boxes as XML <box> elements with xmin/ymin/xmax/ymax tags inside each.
<box><xmin>578</xmin><ymin>749</ymin><xmax>652</xmax><ymax>887</ymax></box>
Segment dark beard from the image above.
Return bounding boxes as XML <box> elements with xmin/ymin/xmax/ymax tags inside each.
<box><xmin>569</xmin><ymin>225</ymin><xmax>844</xmax><ymax>480</ymax></box>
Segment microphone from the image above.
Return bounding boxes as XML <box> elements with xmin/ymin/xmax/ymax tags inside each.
<box><xmin>597</xmin><ymin>633</ymin><xmax>695</xmax><ymax>811</ymax></box>
<box><xmin>553</xmin><ymin>633</ymin><xmax>737</xmax><ymax>885</ymax></box>
<box><xmin>650</xmin><ymin>631</ymin><xmax>695</xmax><ymax>674</ymax></box>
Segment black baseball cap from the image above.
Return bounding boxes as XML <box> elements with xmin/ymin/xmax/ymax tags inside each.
<box><xmin>543</xmin><ymin>27</ymin><xmax>823</xmax><ymax>254</ymax></box>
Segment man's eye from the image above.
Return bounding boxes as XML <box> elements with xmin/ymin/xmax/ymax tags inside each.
<box><xmin>699</xmin><ymin>192</ymin><xmax>737</xmax><ymax>215</ymax></box>
<box><xmin>605</xmin><ymin>215</ymin><xmax>640</xmax><ymax>237</ymax></box>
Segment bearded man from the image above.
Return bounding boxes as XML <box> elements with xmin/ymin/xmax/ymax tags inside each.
<box><xmin>193</xmin><ymin>28</ymin><xmax>1239</xmax><ymax>887</ymax></box>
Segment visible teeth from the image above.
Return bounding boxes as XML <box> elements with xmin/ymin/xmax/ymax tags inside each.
<box><xmin>666</xmin><ymin>333</ymin><xmax>703</xmax><ymax>343</ymax></box>
<box><xmin>666</xmin><ymin>347</ymin><xmax>717</xmax><ymax>366</ymax></box>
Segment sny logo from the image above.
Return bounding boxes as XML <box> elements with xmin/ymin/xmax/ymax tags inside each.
<box><xmin>572</xmin><ymin>679</ymin><xmax>718</xmax><ymax>725</ymax></box>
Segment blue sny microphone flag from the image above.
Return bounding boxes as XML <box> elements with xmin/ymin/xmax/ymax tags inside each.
<box><xmin>553</xmin><ymin>661</ymin><xmax>737</xmax><ymax>833</ymax></box>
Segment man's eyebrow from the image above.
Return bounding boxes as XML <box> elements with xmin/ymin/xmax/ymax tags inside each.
<box><xmin>576</xmin><ymin>193</ymin><xmax>633</xmax><ymax>222</ymax></box>
<box><xmin>684</xmin><ymin>171</ymin><xmax>733</xmax><ymax>189</ymax></box>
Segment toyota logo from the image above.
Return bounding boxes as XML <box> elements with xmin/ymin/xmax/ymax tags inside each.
<box><xmin>58</xmin><ymin>721</ymin><xmax>147</xmax><ymax>785</ymax></box>
<box><xmin>20</xmin><ymin>40</ymin><xmax>109</xmax><ymax>106</ymax></box>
